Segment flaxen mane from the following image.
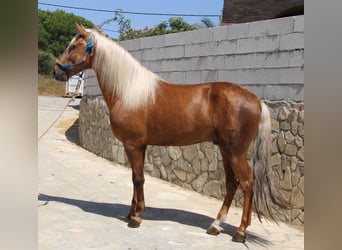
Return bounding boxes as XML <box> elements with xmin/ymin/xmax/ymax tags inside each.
<box><xmin>91</xmin><ymin>30</ymin><xmax>160</xmax><ymax>110</ymax></box>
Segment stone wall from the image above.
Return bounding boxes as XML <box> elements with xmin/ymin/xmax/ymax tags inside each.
<box><xmin>79</xmin><ymin>17</ymin><xmax>304</xmax><ymax>225</ymax></box>
<box><xmin>79</xmin><ymin>97</ymin><xmax>304</xmax><ymax>226</ymax></box>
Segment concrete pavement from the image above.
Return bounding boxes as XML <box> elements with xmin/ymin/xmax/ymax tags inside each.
<box><xmin>38</xmin><ymin>96</ymin><xmax>81</xmax><ymax>140</ymax></box>
<box><xmin>38</xmin><ymin>96</ymin><xmax>304</xmax><ymax>249</ymax></box>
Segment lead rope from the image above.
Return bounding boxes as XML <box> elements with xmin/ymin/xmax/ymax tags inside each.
<box><xmin>38</xmin><ymin>76</ymin><xmax>83</xmax><ymax>142</ymax></box>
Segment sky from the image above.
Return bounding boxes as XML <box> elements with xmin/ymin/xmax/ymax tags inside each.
<box><xmin>38</xmin><ymin>0</ymin><xmax>224</xmax><ymax>38</ymax></box>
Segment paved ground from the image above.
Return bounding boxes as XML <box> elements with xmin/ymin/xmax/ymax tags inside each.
<box><xmin>38</xmin><ymin>96</ymin><xmax>304</xmax><ymax>249</ymax></box>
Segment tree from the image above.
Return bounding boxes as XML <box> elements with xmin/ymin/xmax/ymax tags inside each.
<box><xmin>38</xmin><ymin>9</ymin><xmax>94</xmax><ymax>75</ymax></box>
<box><xmin>38</xmin><ymin>9</ymin><xmax>94</xmax><ymax>58</ymax></box>
<box><xmin>99</xmin><ymin>9</ymin><xmax>131</xmax><ymax>38</ymax></box>
<box><xmin>168</xmin><ymin>17</ymin><xmax>199</xmax><ymax>33</ymax></box>
<box><xmin>199</xmin><ymin>17</ymin><xmax>216</xmax><ymax>28</ymax></box>
<box><xmin>38</xmin><ymin>50</ymin><xmax>56</xmax><ymax>76</ymax></box>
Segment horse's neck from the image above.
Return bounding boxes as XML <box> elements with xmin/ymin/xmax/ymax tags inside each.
<box><xmin>91</xmin><ymin>37</ymin><xmax>159</xmax><ymax>111</ymax></box>
<box><xmin>94</xmin><ymin>71</ymin><xmax>119</xmax><ymax>109</ymax></box>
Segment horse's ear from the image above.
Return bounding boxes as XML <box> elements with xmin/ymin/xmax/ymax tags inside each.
<box><xmin>75</xmin><ymin>22</ymin><xmax>87</xmax><ymax>37</ymax></box>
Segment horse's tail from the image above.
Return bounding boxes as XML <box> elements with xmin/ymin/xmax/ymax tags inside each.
<box><xmin>251</xmin><ymin>101</ymin><xmax>291</xmax><ymax>223</ymax></box>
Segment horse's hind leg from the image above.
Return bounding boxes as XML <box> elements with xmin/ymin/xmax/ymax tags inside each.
<box><xmin>230</xmin><ymin>153</ymin><xmax>253</xmax><ymax>243</ymax></box>
<box><xmin>211</xmin><ymin>134</ymin><xmax>253</xmax><ymax>243</ymax></box>
<box><xmin>207</xmin><ymin>151</ymin><xmax>238</xmax><ymax>235</ymax></box>
<box><xmin>124</xmin><ymin>143</ymin><xmax>146</xmax><ymax>228</ymax></box>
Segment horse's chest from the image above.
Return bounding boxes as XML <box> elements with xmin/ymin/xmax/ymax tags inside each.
<box><xmin>109</xmin><ymin>111</ymin><xmax>146</xmax><ymax>142</ymax></box>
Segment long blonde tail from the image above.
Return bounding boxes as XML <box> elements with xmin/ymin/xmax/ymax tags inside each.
<box><xmin>251</xmin><ymin>102</ymin><xmax>291</xmax><ymax>222</ymax></box>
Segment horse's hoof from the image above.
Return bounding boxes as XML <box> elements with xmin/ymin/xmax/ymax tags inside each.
<box><xmin>127</xmin><ymin>216</ymin><xmax>142</xmax><ymax>228</ymax></box>
<box><xmin>206</xmin><ymin>225</ymin><xmax>221</xmax><ymax>235</ymax></box>
<box><xmin>124</xmin><ymin>215</ymin><xmax>131</xmax><ymax>223</ymax></box>
<box><xmin>232</xmin><ymin>232</ymin><xmax>246</xmax><ymax>243</ymax></box>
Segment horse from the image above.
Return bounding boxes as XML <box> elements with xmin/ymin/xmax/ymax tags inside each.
<box><xmin>54</xmin><ymin>23</ymin><xmax>290</xmax><ymax>243</ymax></box>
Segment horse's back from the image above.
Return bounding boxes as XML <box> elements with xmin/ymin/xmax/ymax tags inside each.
<box><xmin>145</xmin><ymin>81</ymin><xmax>215</xmax><ymax>145</ymax></box>
<box><xmin>144</xmin><ymin>81</ymin><xmax>260</xmax><ymax>146</ymax></box>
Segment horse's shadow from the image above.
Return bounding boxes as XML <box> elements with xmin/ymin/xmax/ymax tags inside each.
<box><xmin>38</xmin><ymin>193</ymin><xmax>272</xmax><ymax>247</ymax></box>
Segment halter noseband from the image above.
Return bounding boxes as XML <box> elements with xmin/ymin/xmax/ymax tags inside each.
<box><xmin>56</xmin><ymin>33</ymin><xmax>94</xmax><ymax>77</ymax></box>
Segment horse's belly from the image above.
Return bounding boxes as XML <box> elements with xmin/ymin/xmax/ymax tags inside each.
<box><xmin>146</xmin><ymin>124</ymin><xmax>215</xmax><ymax>146</ymax></box>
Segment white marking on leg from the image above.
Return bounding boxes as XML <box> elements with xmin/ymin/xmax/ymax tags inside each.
<box><xmin>210</xmin><ymin>219</ymin><xmax>224</xmax><ymax>231</ymax></box>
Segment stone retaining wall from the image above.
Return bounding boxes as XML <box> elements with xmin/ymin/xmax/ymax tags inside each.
<box><xmin>79</xmin><ymin>97</ymin><xmax>304</xmax><ymax>226</ymax></box>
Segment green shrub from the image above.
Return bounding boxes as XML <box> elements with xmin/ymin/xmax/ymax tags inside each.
<box><xmin>38</xmin><ymin>50</ymin><xmax>56</xmax><ymax>76</ymax></box>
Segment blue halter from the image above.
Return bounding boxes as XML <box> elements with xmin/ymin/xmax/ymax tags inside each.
<box><xmin>57</xmin><ymin>34</ymin><xmax>94</xmax><ymax>77</ymax></box>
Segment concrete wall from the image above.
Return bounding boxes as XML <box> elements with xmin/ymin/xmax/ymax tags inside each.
<box><xmin>80</xmin><ymin>16</ymin><xmax>304</xmax><ymax>225</ymax></box>
<box><xmin>84</xmin><ymin>16</ymin><xmax>304</xmax><ymax>101</ymax></box>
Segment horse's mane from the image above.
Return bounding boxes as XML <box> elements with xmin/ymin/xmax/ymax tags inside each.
<box><xmin>91</xmin><ymin>29</ymin><xmax>160</xmax><ymax>110</ymax></box>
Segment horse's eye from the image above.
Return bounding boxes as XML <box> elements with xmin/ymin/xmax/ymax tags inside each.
<box><xmin>68</xmin><ymin>44</ymin><xmax>76</xmax><ymax>52</ymax></box>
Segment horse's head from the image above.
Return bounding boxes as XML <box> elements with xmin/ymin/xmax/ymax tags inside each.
<box><xmin>54</xmin><ymin>23</ymin><xmax>95</xmax><ymax>81</ymax></box>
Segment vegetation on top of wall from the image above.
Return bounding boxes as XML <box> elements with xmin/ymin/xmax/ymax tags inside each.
<box><xmin>100</xmin><ymin>9</ymin><xmax>217</xmax><ymax>41</ymax></box>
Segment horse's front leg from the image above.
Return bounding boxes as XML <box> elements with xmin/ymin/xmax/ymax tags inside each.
<box><xmin>124</xmin><ymin>143</ymin><xmax>146</xmax><ymax>228</ymax></box>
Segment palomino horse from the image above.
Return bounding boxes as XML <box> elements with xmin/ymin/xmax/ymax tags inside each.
<box><xmin>54</xmin><ymin>23</ymin><xmax>290</xmax><ymax>243</ymax></box>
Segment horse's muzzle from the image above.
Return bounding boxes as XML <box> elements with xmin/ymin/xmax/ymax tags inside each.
<box><xmin>53</xmin><ymin>65</ymin><xmax>68</xmax><ymax>81</ymax></box>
